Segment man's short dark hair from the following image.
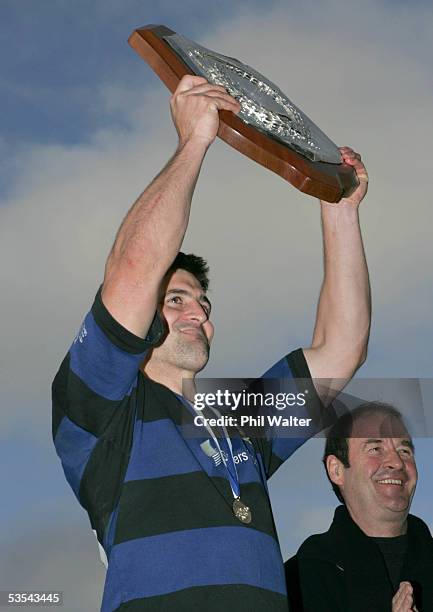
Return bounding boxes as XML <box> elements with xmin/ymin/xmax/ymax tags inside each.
<box><xmin>323</xmin><ymin>402</ymin><xmax>409</xmax><ymax>503</ymax></box>
<box><xmin>166</xmin><ymin>252</ymin><xmax>210</xmax><ymax>292</ymax></box>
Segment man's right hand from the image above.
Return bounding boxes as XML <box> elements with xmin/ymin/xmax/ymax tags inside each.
<box><xmin>392</xmin><ymin>581</ymin><xmax>418</xmax><ymax>612</ymax></box>
<box><xmin>170</xmin><ymin>75</ymin><xmax>241</xmax><ymax>149</ymax></box>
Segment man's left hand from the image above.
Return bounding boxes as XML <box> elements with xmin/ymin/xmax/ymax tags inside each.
<box><xmin>323</xmin><ymin>146</ymin><xmax>369</xmax><ymax>208</ymax></box>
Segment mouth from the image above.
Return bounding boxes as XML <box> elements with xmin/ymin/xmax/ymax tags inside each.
<box><xmin>179</xmin><ymin>328</ymin><xmax>206</xmax><ymax>340</ymax></box>
<box><xmin>376</xmin><ymin>478</ymin><xmax>404</xmax><ymax>486</ymax></box>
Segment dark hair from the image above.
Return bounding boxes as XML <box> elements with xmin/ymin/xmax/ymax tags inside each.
<box><xmin>323</xmin><ymin>402</ymin><xmax>410</xmax><ymax>503</ymax></box>
<box><xmin>166</xmin><ymin>252</ymin><xmax>210</xmax><ymax>292</ymax></box>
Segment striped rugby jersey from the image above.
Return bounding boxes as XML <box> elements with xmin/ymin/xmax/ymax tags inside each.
<box><xmin>52</xmin><ymin>289</ymin><xmax>324</xmax><ymax>611</ymax></box>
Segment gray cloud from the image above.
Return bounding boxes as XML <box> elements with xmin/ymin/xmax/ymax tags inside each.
<box><xmin>3</xmin><ymin>1</ymin><xmax>432</xmax><ymax>418</ymax></box>
<box><xmin>0</xmin><ymin>500</ymin><xmax>105</xmax><ymax>611</ymax></box>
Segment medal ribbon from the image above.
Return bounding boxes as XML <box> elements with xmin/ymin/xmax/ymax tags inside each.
<box><xmin>207</xmin><ymin>407</ymin><xmax>240</xmax><ymax>499</ymax></box>
<box><xmin>177</xmin><ymin>395</ymin><xmax>241</xmax><ymax>499</ymax></box>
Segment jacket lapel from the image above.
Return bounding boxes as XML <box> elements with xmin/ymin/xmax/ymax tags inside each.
<box><xmin>401</xmin><ymin>515</ymin><xmax>433</xmax><ymax>610</ymax></box>
<box><xmin>330</xmin><ymin>506</ymin><xmax>394</xmax><ymax>611</ymax></box>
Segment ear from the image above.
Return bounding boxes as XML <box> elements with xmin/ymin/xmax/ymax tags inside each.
<box><xmin>326</xmin><ymin>455</ymin><xmax>345</xmax><ymax>487</ymax></box>
<box><xmin>206</xmin><ymin>320</ymin><xmax>215</xmax><ymax>344</ymax></box>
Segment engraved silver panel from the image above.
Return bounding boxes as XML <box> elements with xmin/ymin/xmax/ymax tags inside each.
<box><xmin>165</xmin><ymin>33</ymin><xmax>341</xmax><ymax>164</ymax></box>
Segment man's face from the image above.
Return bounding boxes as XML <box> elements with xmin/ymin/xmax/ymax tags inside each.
<box><xmin>333</xmin><ymin>413</ymin><xmax>418</xmax><ymax>527</ymax></box>
<box><xmin>150</xmin><ymin>269</ymin><xmax>214</xmax><ymax>374</ymax></box>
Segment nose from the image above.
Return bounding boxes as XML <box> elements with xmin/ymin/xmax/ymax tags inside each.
<box><xmin>187</xmin><ymin>300</ymin><xmax>208</xmax><ymax>324</ymax></box>
<box><xmin>383</xmin><ymin>448</ymin><xmax>405</xmax><ymax>470</ymax></box>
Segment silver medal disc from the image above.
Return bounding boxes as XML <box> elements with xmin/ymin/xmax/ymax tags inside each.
<box><xmin>233</xmin><ymin>498</ymin><xmax>252</xmax><ymax>524</ymax></box>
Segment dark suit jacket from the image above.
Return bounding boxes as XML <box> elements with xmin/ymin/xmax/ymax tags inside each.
<box><xmin>285</xmin><ymin>505</ymin><xmax>433</xmax><ymax>611</ymax></box>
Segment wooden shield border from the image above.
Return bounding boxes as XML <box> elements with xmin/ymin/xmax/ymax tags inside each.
<box><xmin>129</xmin><ymin>25</ymin><xmax>358</xmax><ymax>202</ymax></box>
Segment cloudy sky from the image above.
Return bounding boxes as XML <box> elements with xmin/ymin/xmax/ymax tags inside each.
<box><xmin>1</xmin><ymin>1</ymin><xmax>432</xmax><ymax>609</ymax></box>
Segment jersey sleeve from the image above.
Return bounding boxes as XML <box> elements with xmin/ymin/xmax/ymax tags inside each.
<box><xmin>252</xmin><ymin>348</ymin><xmax>336</xmax><ymax>479</ymax></box>
<box><xmin>51</xmin><ymin>287</ymin><xmax>164</xmax><ymax>508</ymax></box>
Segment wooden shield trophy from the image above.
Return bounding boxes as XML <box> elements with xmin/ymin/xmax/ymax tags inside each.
<box><xmin>129</xmin><ymin>25</ymin><xmax>358</xmax><ymax>202</ymax></box>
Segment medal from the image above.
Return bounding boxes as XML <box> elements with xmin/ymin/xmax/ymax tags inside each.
<box><xmin>233</xmin><ymin>497</ymin><xmax>252</xmax><ymax>524</ymax></box>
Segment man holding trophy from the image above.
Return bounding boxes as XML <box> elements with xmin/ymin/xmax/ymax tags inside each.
<box><xmin>52</xmin><ymin>73</ymin><xmax>370</xmax><ymax>611</ymax></box>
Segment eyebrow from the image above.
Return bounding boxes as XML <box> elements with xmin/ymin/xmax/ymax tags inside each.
<box><xmin>165</xmin><ymin>288</ymin><xmax>212</xmax><ymax>310</ymax></box>
<box><xmin>363</xmin><ymin>438</ymin><xmax>414</xmax><ymax>451</ymax></box>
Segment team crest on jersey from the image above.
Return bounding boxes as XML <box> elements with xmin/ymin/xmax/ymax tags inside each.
<box><xmin>200</xmin><ymin>439</ymin><xmax>249</xmax><ymax>466</ymax></box>
<box><xmin>200</xmin><ymin>439</ymin><xmax>228</xmax><ymax>466</ymax></box>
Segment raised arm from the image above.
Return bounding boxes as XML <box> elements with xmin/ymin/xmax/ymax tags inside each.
<box><xmin>303</xmin><ymin>147</ymin><xmax>371</xmax><ymax>401</ymax></box>
<box><xmin>102</xmin><ymin>76</ymin><xmax>240</xmax><ymax>337</ymax></box>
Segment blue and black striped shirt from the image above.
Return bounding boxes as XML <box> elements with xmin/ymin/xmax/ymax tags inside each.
<box><xmin>52</xmin><ymin>289</ymin><xmax>323</xmax><ymax>611</ymax></box>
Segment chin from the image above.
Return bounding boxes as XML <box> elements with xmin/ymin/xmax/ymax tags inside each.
<box><xmin>174</xmin><ymin>350</ymin><xmax>209</xmax><ymax>374</ymax></box>
<box><xmin>195</xmin><ymin>357</ymin><xmax>210</xmax><ymax>373</ymax></box>
<box><xmin>382</xmin><ymin>498</ymin><xmax>411</xmax><ymax>514</ymax></box>
<box><xmin>187</xmin><ymin>350</ymin><xmax>210</xmax><ymax>373</ymax></box>
<box><xmin>179</xmin><ymin>340</ymin><xmax>209</xmax><ymax>371</ymax></box>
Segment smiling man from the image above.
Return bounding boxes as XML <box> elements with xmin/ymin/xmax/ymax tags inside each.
<box><xmin>144</xmin><ymin>262</ymin><xmax>214</xmax><ymax>389</ymax></box>
<box><xmin>285</xmin><ymin>403</ymin><xmax>433</xmax><ymax>612</ymax></box>
<box><xmin>52</xmin><ymin>75</ymin><xmax>370</xmax><ymax>611</ymax></box>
